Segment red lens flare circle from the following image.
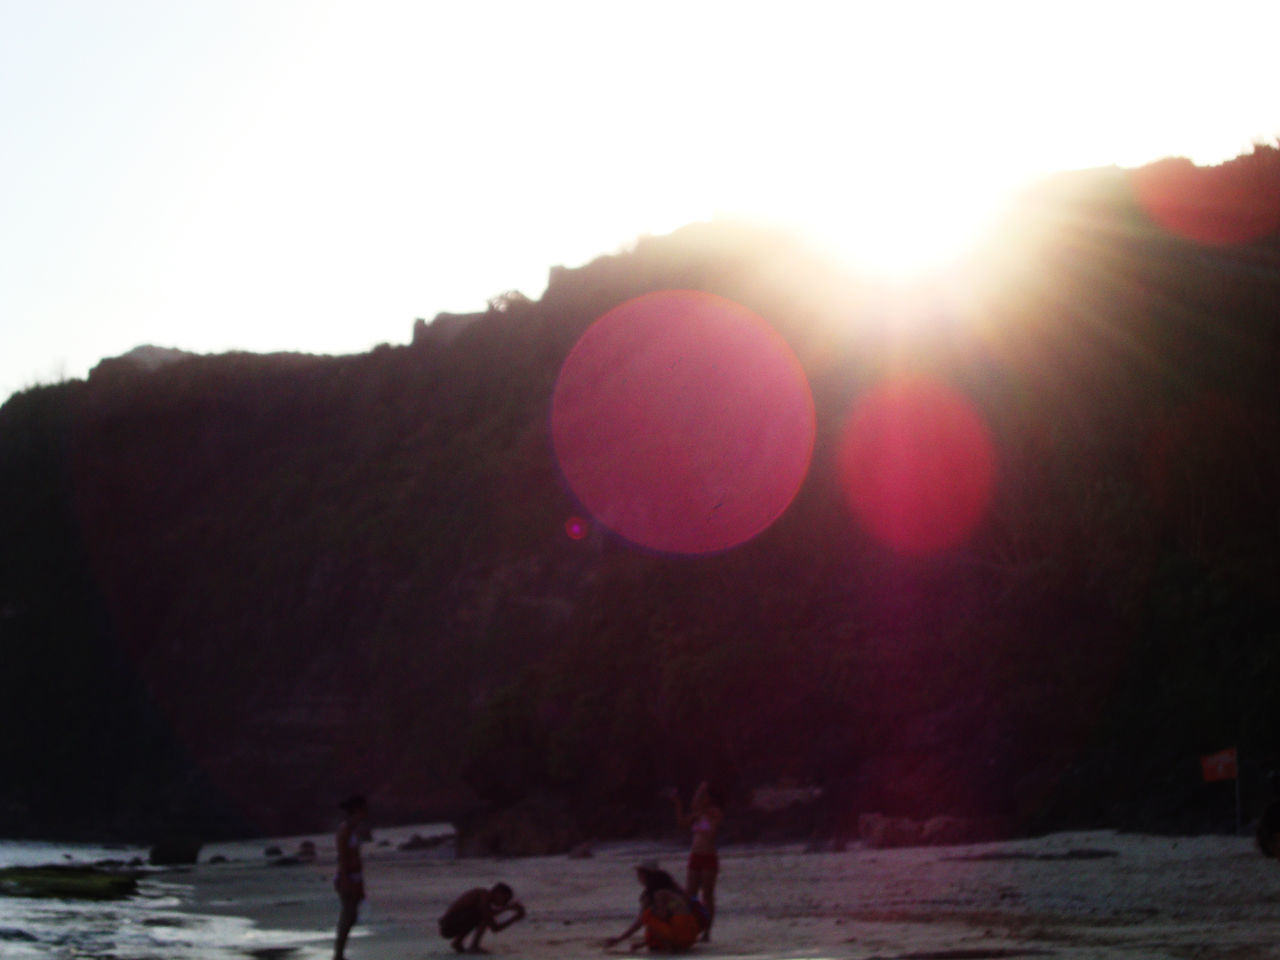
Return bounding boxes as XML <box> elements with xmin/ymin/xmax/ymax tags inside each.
<box><xmin>837</xmin><ymin>376</ymin><xmax>996</xmax><ymax>555</ymax></box>
<box><xmin>551</xmin><ymin>290</ymin><xmax>816</xmax><ymax>555</ymax></box>
<box><xmin>564</xmin><ymin>516</ymin><xmax>589</xmax><ymax>540</ymax></box>
<box><xmin>1131</xmin><ymin>152</ymin><xmax>1280</xmax><ymax>246</ymax></box>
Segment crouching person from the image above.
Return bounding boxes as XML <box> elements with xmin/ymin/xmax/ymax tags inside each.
<box><xmin>438</xmin><ymin>883</ymin><xmax>525</xmax><ymax>953</ymax></box>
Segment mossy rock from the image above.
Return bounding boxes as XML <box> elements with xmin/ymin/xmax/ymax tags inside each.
<box><xmin>0</xmin><ymin>865</ymin><xmax>140</xmax><ymax>900</ymax></box>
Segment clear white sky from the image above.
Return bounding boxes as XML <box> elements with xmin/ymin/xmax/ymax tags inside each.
<box><xmin>3</xmin><ymin>0</ymin><xmax>1278</xmax><ymax>403</ymax></box>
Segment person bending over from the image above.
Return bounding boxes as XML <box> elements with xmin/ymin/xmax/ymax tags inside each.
<box><xmin>438</xmin><ymin>882</ymin><xmax>525</xmax><ymax>953</ymax></box>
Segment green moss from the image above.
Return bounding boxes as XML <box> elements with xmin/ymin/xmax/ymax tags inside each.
<box><xmin>0</xmin><ymin>865</ymin><xmax>140</xmax><ymax>900</ymax></box>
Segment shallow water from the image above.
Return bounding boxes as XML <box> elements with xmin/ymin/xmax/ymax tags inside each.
<box><xmin>0</xmin><ymin>876</ymin><xmax>331</xmax><ymax>960</ymax></box>
<box><xmin>0</xmin><ymin>839</ymin><xmax>149</xmax><ymax>869</ymax></box>
<box><xmin>0</xmin><ymin>824</ymin><xmax>451</xmax><ymax>959</ymax></box>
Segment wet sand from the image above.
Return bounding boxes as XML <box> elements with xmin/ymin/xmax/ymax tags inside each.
<box><xmin>170</xmin><ymin>830</ymin><xmax>1280</xmax><ymax>960</ymax></box>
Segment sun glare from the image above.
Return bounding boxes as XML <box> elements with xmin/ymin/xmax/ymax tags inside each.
<box><xmin>758</xmin><ymin>159</ymin><xmax>1030</xmax><ymax>281</ymax></box>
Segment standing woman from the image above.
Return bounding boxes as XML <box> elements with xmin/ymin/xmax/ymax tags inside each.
<box><xmin>671</xmin><ymin>781</ymin><xmax>723</xmax><ymax>941</ymax></box>
<box><xmin>333</xmin><ymin>794</ymin><xmax>369</xmax><ymax>960</ymax></box>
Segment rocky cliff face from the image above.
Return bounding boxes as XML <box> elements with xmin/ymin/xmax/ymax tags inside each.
<box><xmin>3</xmin><ymin>157</ymin><xmax>1280</xmax><ymax>842</ymax></box>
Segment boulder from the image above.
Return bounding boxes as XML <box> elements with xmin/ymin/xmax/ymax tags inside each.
<box><xmin>803</xmin><ymin>837</ymin><xmax>847</xmax><ymax>854</ymax></box>
<box><xmin>148</xmin><ymin>837</ymin><xmax>202</xmax><ymax>866</ymax></box>
<box><xmin>296</xmin><ymin>840</ymin><xmax>317</xmax><ymax>862</ymax></box>
<box><xmin>399</xmin><ymin>833</ymin><xmax>450</xmax><ymax>851</ymax></box>
<box><xmin>455</xmin><ymin>797</ymin><xmax>581</xmax><ymax>858</ymax></box>
<box><xmin>921</xmin><ymin>816</ymin><xmax>981</xmax><ymax>846</ymax></box>
<box><xmin>749</xmin><ymin>784</ymin><xmax>824</xmax><ymax>813</ymax></box>
<box><xmin>858</xmin><ymin>813</ymin><xmax>922</xmax><ymax>849</ymax></box>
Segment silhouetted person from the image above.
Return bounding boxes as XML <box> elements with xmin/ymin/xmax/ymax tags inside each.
<box><xmin>438</xmin><ymin>882</ymin><xmax>525</xmax><ymax>953</ymax></box>
<box><xmin>333</xmin><ymin>795</ymin><xmax>369</xmax><ymax>960</ymax></box>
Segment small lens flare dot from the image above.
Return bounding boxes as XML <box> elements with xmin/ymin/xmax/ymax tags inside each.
<box><xmin>564</xmin><ymin>516</ymin><xmax>588</xmax><ymax>540</ymax></box>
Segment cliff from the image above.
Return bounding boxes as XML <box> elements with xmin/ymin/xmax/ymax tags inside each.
<box><xmin>2</xmin><ymin>150</ymin><xmax>1279</xmax><ymax>842</ymax></box>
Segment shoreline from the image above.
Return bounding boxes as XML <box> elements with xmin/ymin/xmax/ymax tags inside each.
<box><xmin>155</xmin><ymin>830</ymin><xmax>1280</xmax><ymax>960</ymax></box>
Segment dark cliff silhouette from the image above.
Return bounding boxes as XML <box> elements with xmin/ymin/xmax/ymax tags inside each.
<box><xmin>2</xmin><ymin>146</ymin><xmax>1279</xmax><ymax>842</ymax></box>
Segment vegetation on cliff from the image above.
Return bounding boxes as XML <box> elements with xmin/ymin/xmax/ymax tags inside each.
<box><xmin>2</xmin><ymin>148</ymin><xmax>1279</xmax><ymax>842</ymax></box>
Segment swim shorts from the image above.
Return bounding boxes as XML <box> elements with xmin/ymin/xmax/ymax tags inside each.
<box><xmin>439</xmin><ymin>903</ymin><xmax>483</xmax><ymax>939</ymax></box>
<box><xmin>687</xmin><ymin>851</ymin><xmax>719</xmax><ymax>874</ymax></box>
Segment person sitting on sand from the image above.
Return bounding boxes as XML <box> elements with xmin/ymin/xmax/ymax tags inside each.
<box><xmin>604</xmin><ymin>861</ymin><xmax>702</xmax><ymax>953</ymax></box>
<box><xmin>438</xmin><ymin>882</ymin><xmax>525</xmax><ymax>953</ymax></box>
<box><xmin>333</xmin><ymin>794</ymin><xmax>370</xmax><ymax>960</ymax></box>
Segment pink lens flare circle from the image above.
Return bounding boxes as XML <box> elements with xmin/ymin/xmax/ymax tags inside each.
<box><xmin>564</xmin><ymin>516</ymin><xmax>589</xmax><ymax>540</ymax></box>
<box><xmin>551</xmin><ymin>290</ymin><xmax>816</xmax><ymax>555</ymax></box>
<box><xmin>837</xmin><ymin>376</ymin><xmax>997</xmax><ymax>555</ymax></box>
<box><xmin>1131</xmin><ymin>154</ymin><xmax>1280</xmax><ymax>246</ymax></box>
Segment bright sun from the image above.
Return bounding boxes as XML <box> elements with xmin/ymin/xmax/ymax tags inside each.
<box><xmin>757</xmin><ymin>157</ymin><xmax>1030</xmax><ymax>280</ymax></box>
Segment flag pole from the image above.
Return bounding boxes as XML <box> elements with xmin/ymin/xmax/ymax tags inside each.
<box><xmin>1236</xmin><ymin>766</ymin><xmax>1243</xmax><ymax>835</ymax></box>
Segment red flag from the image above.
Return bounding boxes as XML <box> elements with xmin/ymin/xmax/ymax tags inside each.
<box><xmin>1201</xmin><ymin>747</ymin><xmax>1238</xmax><ymax>782</ymax></box>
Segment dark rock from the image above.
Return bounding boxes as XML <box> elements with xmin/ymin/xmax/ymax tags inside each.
<box><xmin>455</xmin><ymin>797</ymin><xmax>581</xmax><ymax>858</ymax></box>
<box><xmin>399</xmin><ymin>833</ymin><xmax>450</xmax><ymax>851</ymax></box>
<box><xmin>297</xmin><ymin>840</ymin><xmax>317</xmax><ymax>862</ymax></box>
<box><xmin>148</xmin><ymin>837</ymin><xmax>202</xmax><ymax>866</ymax></box>
<box><xmin>264</xmin><ymin>846</ymin><xmax>283</xmax><ymax>858</ymax></box>
<box><xmin>922</xmin><ymin>816</ymin><xmax>982</xmax><ymax>846</ymax></box>
<box><xmin>567</xmin><ymin>842</ymin><xmax>593</xmax><ymax>859</ymax></box>
<box><xmin>805</xmin><ymin>835</ymin><xmax>849</xmax><ymax>853</ymax></box>
<box><xmin>858</xmin><ymin>813</ymin><xmax>923</xmax><ymax>849</ymax></box>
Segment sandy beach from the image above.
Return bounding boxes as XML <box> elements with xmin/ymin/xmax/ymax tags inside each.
<box><xmin>163</xmin><ymin>830</ymin><xmax>1280</xmax><ymax>960</ymax></box>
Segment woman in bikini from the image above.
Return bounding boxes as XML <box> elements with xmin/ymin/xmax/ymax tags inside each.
<box><xmin>671</xmin><ymin>781</ymin><xmax>723</xmax><ymax>941</ymax></box>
